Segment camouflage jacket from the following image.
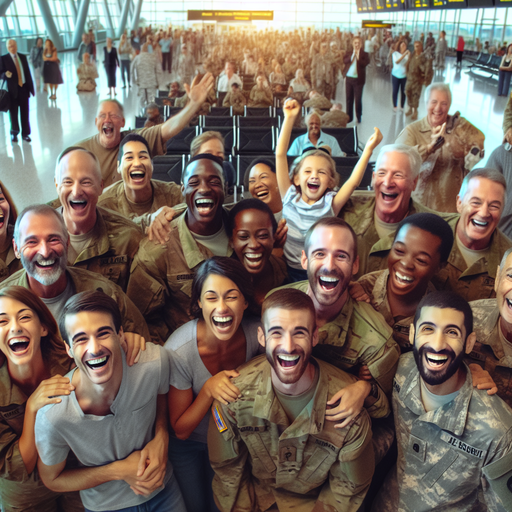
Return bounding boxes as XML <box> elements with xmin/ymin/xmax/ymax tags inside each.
<box><xmin>274</xmin><ymin>280</ymin><xmax>399</xmax><ymax>412</ymax></box>
<box><xmin>63</xmin><ymin>206</ymin><xmax>143</xmax><ymax>293</ymax></box>
<box><xmin>376</xmin><ymin>352</ymin><xmax>512</xmax><ymax>512</ymax></box>
<box><xmin>0</xmin><ymin>226</ymin><xmax>21</xmax><ymax>284</ymax></box>
<box><xmin>339</xmin><ymin>191</ymin><xmax>435</xmax><ymax>278</ymax></box>
<box><xmin>469</xmin><ymin>298</ymin><xmax>512</xmax><ymax>408</ymax></box>
<box><xmin>431</xmin><ymin>215</ymin><xmax>512</xmax><ymax>302</ymax></box>
<box><xmin>98</xmin><ymin>180</ymin><xmax>184</xmax><ymax>232</ymax></box>
<box><xmin>503</xmin><ymin>94</ymin><xmax>512</xmax><ymax>136</ymax></box>
<box><xmin>1</xmin><ymin>267</ymin><xmax>150</xmax><ymax>342</ymax></box>
<box><xmin>208</xmin><ymin>356</ymin><xmax>375</xmax><ymax>512</ymax></box>
<box><xmin>357</xmin><ymin>269</ymin><xmax>436</xmax><ymax>352</ymax></box>
<box><xmin>127</xmin><ymin>209</ymin><xmax>232</xmax><ymax>344</ymax></box>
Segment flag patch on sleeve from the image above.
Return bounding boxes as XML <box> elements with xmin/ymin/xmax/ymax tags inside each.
<box><xmin>213</xmin><ymin>404</ymin><xmax>227</xmax><ymax>433</ymax></box>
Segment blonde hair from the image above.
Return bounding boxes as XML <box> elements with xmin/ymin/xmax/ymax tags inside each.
<box><xmin>290</xmin><ymin>149</ymin><xmax>339</xmax><ymax>192</ymax></box>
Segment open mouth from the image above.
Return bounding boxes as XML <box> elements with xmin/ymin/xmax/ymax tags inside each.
<box><xmin>277</xmin><ymin>354</ymin><xmax>300</xmax><ymax>368</ymax></box>
<box><xmin>102</xmin><ymin>124</ymin><xmax>114</xmax><ymax>137</ymax></box>
<box><xmin>319</xmin><ymin>275</ymin><xmax>339</xmax><ymax>290</ymax></box>
<box><xmin>256</xmin><ymin>189</ymin><xmax>269</xmax><ymax>200</ymax></box>
<box><xmin>212</xmin><ymin>316</ymin><xmax>233</xmax><ymax>329</ymax></box>
<box><xmin>195</xmin><ymin>198</ymin><xmax>215</xmax><ymax>214</ymax></box>
<box><xmin>424</xmin><ymin>352</ymin><xmax>449</xmax><ymax>369</ymax></box>
<box><xmin>35</xmin><ymin>257</ymin><xmax>57</xmax><ymax>269</ymax></box>
<box><xmin>8</xmin><ymin>337</ymin><xmax>30</xmax><ymax>354</ymax></box>
<box><xmin>244</xmin><ymin>252</ymin><xmax>264</xmax><ymax>268</ymax></box>
<box><xmin>70</xmin><ymin>199</ymin><xmax>87</xmax><ymax>211</ymax></box>
<box><xmin>471</xmin><ymin>219</ymin><xmax>488</xmax><ymax>228</ymax></box>
<box><xmin>85</xmin><ymin>355</ymin><xmax>109</xmax><ymax>370</ymax></box>
<box><xmin>307</xmin><ymin>182</ymin><xmax>320</xmax><ymax>192</ymax></box>
<box><xmin>381</xmin><ymin>192</ymin><xmax>398</xmax><ymax>202</ymax></box>
<box><xmin>0</xmin><ymin>213</ymin><xmax>4</xmax><ymax>228</ymax></box>
<box><xmin>395</xmin><ymin>271</ymin><xmax>414</xmax><ymax>285</ymax></box>
<box><xmin>130</xmin><ymin>170</ymin><xmax>145</xmax><ymax>181</ymax></box>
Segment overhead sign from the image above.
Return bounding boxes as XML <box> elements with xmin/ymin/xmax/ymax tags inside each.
<box><xmin>187</xmin><ymin>10</ymin><xmax>274</xmax><ymax>21</ymax></box>
<box><xmin>362</xmin><ymin>20</ymin><xmax>395</xmax><ymax>28</ymax></box>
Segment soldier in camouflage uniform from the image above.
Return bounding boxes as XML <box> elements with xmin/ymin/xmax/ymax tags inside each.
<box><xmin>432</xmin><ymin>168</ymin><xmax>512</xmax><ymax>302</ymax></box>
<box><xmin>356</xmin><ymin>213</ymin><xmax>453</xmax><ymax>351</ymax></box>
<box><xmin>374</xmin><ymin>291</ymin><xmax>512</xmax><ymax>512</ymax></box>
<box><xmin>303</xmin><ymin>90</ymin><xmax>333</xmax><ymax>111</ymax></box>
<box><xmin>209</xmin><ymin>289</ymin><xmax>381</xmax><ymax>512</ymax></box>
<box><xmin>98</xmin><ymin>134</ymin><xmax>184</xmax><ymax>233</ymax></box>
<box><xmin>469</xmin><ymin>247</ymin><xmax>512</xmax><ymax>407</ymax></box>
<box><xmin>339</xmin><ymin>144</ymin><xmax>437</xmax><ymax>278</ymax></box>
<box><xmin>310</xmin><ymin>42</ymin><xmax>335</xmax><ymax>100</ymax></box>
<box><xmin>55</xmin><ymin>148</ymin><xmax>142</xmax><ymax>292</ymax></box>
<box><xmin>503</xmin><ymin>93</ymin><xmax>512</xmax><ymax>145</ymax></box>
<box><xmin>127</xmin><ymin>155</ymin><xmax>232</xmax><ymax>344</ymax></box>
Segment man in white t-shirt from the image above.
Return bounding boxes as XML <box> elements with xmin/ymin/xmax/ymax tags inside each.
<box><xmin>217</xmin><ymin>61</ymin><xmax>242</xmax><ymax>93</ymax></box>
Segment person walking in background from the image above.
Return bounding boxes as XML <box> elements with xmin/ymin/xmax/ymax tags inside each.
<box><xmin>160</xmin><ymin>30</ymin><xmax>173</xmax><ymax>73</ymax></box>
<box><xmin>456</xmin><ymin>35</ymin><xmax>465</xmax><ymax>67</ymax></box>
<box><xmin>42</xmin><ymin>39</ymin><xmax>63</xmax><ymax>100</ymax></box>
<box><xmin>498</xmin><ymin>44</ymin><xmax>512</xmax><ymax>96</ymax></box>
<box><xmin>435</xmin><ymin>30</ymin><xmax>447</xmax><ymax>70</ymax></box>
<box><xmin>343</xmin><ymin>36</ymin><xmax>370</xmax><ymax>124</ymax></box>
<box><xmin>405</xmin><ymin>41</ymin><xmax>432</xmax><ymax>120</ymax></box>
<box><xmin>391</xmin><ymin>40</ymin><xmax>410</xmax><ymax>111</ymax></box>
<box><xmin>104</xmin><ymin>37</ymin><xmax>119</xmax><ymax>97</ymax></box>
<box><xmin>29</xmin><ymin>37</ymin><xmax>43</xmax><ymax>92</ymax></box>
<box><xmin>118</xmin><ymin>33</ymin><xmax>132</xmax><ymax>89</ymax></box>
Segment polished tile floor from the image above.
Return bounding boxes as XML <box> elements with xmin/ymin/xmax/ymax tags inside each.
<box><xmin>0</xmin><ymin>47</ymin><xmax>507</xmax><ymax>211</ymax></box>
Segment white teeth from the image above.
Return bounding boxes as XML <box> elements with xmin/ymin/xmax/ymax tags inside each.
<box><xmin>245</xmin><ymin>253</ymin><xmax>263</xmax><ymax>260</ymax></box>
<box><xmin>37</xmin><ymin>258</ymin><xmax>55</xmax><ymax>267</ymax></box>
<box><xmin>426</xmin><ymin>353</ymin><xmax>448</xmax><ymax>362</ymax></box>
<box><xmin>130</xmin><ymin>171</ymin><xmax>144</xmax><ymax>177</ymax></box>
<box><xmin>256</xmin><ymin>191</ymin><xmax>268</xmax><ymax>197</ymax></box>
<box><xmin>472</xmin><ymin>219</ymin><xmax>488</xmax><ymax>227</ymax></box>
<box><xmin>70</xmin><ymin>200</ymin><xmax>86</xmax><ymax>205</ymax></box>
<box><xmin>87</xmin><ymin>356</ymin><xmax>107</xmax><ymax>365</ymax></box>
<box><xmin>196</xmin><ymin>199</ymin><xmax>214</xmax><ymax>205</ymax></box>
<box><xmin>319</xmin><ymin>276</ymin><xmax>338</xmax><ymax>282</ymax></box>
<box><xmin>396</xmin><ymin>271</ymin><xmax>413</xmax><ymax>282</ymax></box>
<box><xmin>213</xmin><ymin>316</ymin><xmax>233</xmax><ymax>323</ymax></box>
<box><xmin>8</xmin><ymin>338</ymin><xmax>28</xmax><ymax>346</ymax></box>
<box><xmin>278</xmin><ymin>354</ymin><xmax>300</xmax><ymax>361</ymax></box>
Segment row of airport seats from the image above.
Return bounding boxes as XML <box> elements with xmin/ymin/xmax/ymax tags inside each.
<box><xmin>468</xmin><ymin>53</ymin><xmax>502</xmax><ymax>77</ymax></box>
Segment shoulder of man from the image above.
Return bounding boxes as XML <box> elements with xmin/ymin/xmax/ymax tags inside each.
<box><xmin>350</xmin><ymin>299</ymin><xmax>394</xmax><ymax>341</ymax></box>
<box><xmin>133</xmin><ymin>340</ymin><xmax>166</xmax><ymax>366</ymax></box>
<box><xmin>99</xmin><ymin>181</ymin><xmax>124</xmax><ymax>202</ymax></box>
<box><xmin>266</xmin><ymin>279</ymin><xmax>309</xmax><ymax>299</ymax></box>
<box><xmin>339</xmin><ymin>190</ymin><xmax>375</xmax><ymax>216</ymax></box>
<box><xmin>97</xmin><ymin>206</ymin><xmax>143</xmax><ymax>236</ymax></box>
<box><xmin>67</xmin><ymin>266</ymin><xmax>125</xmax><ymax>295</ymax></box>
<box><xmin>0</xmin><ymin>268</ymin><xmax>28</xmax><ymax>288</ymax></box>
<box><xmin>470</xmin><ymin>299</ymin><xmax>499</xmax><ymax>341</ymax></box>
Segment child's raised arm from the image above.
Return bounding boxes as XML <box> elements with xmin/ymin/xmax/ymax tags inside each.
<box><xmin>276</xmin><ymin>98</ymin><xmax>301</xmax><ymax>199</ymax></box>
<box><xmin>332</xmin><ymin>127</ymin><xmax>383</xmax><ymax>215</ymax></box>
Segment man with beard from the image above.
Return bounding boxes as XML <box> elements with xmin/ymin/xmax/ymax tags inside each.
<box><xmin>3</xmin><ymin>204</ymin><xmax>149</xmax><ymax>364</ymax></box>
<box><xmin>74</xmin><ymin>72</ymin><xmax>214</xmax><ymax>187</ymax></box>
<box><xmin>55</xmin><ymin>147</ymin><xmax>142</xmax><ymax>292</ymax></box>
<box><xmin>271</xmin><ymin>217</ymin><xmax>398</xmax><ymax>432</ymax></box>
<box><xmin>208</xmin><ymin>288</ymin><xmax>380</xmax><ymax>512</ymax></box>
<box><xmin>373</xmin><ymin>291</ymin><xmax>512</xmax><ymax>512</ymax></box>
<box><xmin>127</xmin><ymin>155</ymin><xmax>232</xmax><ymax>344</ymax></box>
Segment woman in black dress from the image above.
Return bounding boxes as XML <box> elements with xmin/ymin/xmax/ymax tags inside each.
<box><xmin>104</xmin><ymin>37</ymin><xmax>119</xmax><ymax>96</ymax></box>
<box><xmin>42</xmin><ymin>39</ymin><xmax>63</xmax><ymax>100</ymax></box>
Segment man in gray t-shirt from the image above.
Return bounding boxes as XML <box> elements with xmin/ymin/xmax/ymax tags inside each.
<box><xmin>35</xmin><ymin>291</ymin><xmax>186</xmax><ymax>512</ymax></box>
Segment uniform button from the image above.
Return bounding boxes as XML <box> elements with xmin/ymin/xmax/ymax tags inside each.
<box><xmin>413</xmin><ymin>443</ymin><xmax>419</xmax><ymax>452</ymax></box>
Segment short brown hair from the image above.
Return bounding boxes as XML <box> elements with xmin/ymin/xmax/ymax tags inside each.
<box><xmin>190</xmin><ymin>131</ymin><xmax>225</xmax><ymax>157</ymax></box>
<box><xmin>304</xmin><ymin>217</ymin><xmax>358</xmax><ymax>261</ymax></box>
<box><xmin>262</xmin><ymin>288</ymin><xmax>316</xmax><ymax>330</ymax></box>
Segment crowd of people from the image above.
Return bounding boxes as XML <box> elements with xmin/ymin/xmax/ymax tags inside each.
<box><xmin>0</xmin><ymin>21</ymin><xmax>511</xmax><ymax>512</ymax></box>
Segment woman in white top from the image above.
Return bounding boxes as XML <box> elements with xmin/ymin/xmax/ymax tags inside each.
<box><xmin>391</xmin><ymin>40</ymin><xmax>410</xmax><ymax>111</ymax></box>
<box><xmin>289</xmin><ymin>68</ymin><xmax>310</xmax><ymax>95</ymax></box>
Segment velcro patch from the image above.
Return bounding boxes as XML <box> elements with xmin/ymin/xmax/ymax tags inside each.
<box><xmin>440</xmin><ymin>431</ymin><xmax>484</xmax><ymax>459</ymax></box>
<box><xmin>213</xmin><ymin>404</ymin><xmax>227</xmax><ymax>433</ymax></box>
<box><xmin>99</xmin><ymin>255</ymin><xmax>128</xmax><ymax>266</ymax></box>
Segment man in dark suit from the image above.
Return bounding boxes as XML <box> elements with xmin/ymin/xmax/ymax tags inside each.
<box><xmin>0</xmin><ymin>39</ymin><xmax>34</xmax><ymax>143</ymax></box>
<box><xmin>343</xmin><ymin>36</ymin><xmax>370</xmax><ymax>124</ymax></box>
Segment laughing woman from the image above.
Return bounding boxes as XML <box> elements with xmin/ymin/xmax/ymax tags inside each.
<box><xmin>165</xmin><ymin>257</ymin><xmax>260</xmax><ymax>512</ymax></box>
<box><xmin>0</xmin><ymin>286</ymin><xmax>82</xmax><ymax>511</ymax></box>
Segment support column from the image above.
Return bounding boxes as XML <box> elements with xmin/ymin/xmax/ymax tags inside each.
<box><xmin>72</xmin><ymin>0</ymin><xmax>91</xmax><ymax>49</ymax></box>
<box><xmin>117</xmin><ymin>0</ymin><xmax>131</xmax><ymax>38</ymax></box>
<box><xmin>102</xmin><ymin>0</ymin><xmax>114</xmax><ymax>38</ymax></box>
<box><xmin>36</xmin><ymin>0</ymin><xmax>64</xmax><ymax>51</ymax></box>
<box><xmin>131</xmin><ymin>0</ymin><xmax>143</xmax><ymax>32</ymax></box>
<box><xmin>68</xmin><ymin>0</ymin><xmax>77</xmax><ymax>23</ymax></box>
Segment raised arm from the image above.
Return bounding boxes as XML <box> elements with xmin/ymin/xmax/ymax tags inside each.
<box><xmin>332</xmin><ymin>127</ymin><xmax>383</xmax><ymax>215</ymax></box>
<box><xmin>276</xmin><ymin>98</ymin><xmax>301</xmax><ymax>198</ymax></box>
<box><xmin>159</xmin><ymin>73</ymin><xmax>215</xmax><ymax>144</ymax></box>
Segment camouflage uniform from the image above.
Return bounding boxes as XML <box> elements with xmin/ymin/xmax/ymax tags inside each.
<box><xmin>310</xmin><ymin>53</ymin><xmax>335</xmax><ymax>99</ymax></box>
<box><xmin>469</xmin><ymin>299</ymin><xmax>512</xmax><ymax>408</ymax></box>
<box><xmin>303</xmin><ymin>95</ymin><xmax>332</xmax><ymax>111</ymax></box>
<box><xmin>357</xmin><ymin>269</ymin><xmax>436</xmax><ymax>352</ymax></box>
<box><xmin>0</xmin><ymin>352</ymin><xmax>84</xmax><ymax>512</ymax></box>
<box><xmin>208</xmin><ymin>355</ymin><xmax>377</xmax><ymax>512</ymax></box>
<box><xmin>62</xmin><ymin>206</ymin><xmax>143</xmax><ymax>293</ymax></box>
<box><xmin>127</xmin><ymin>210</ymin><xmax>232</xmax><ymax>344</ymax></box>
<box><xmin>374</xmin><ymin>352</ymin><xmax>512</xmax><ymax>512</ymax></box>
<box><xmin>1</xmin><ymin>267</ymin><xmax>150</xmax><ymax>342</ymax></box>
<box><xmin>98</xmin><ymin>179</ymin><xmax>184</xmax><ymax>232</ymax></box>
<box><xmin>320</xmin><ymin>110</ymin><xmax>349</xmax><ymax>128</ymax></box>
<box><xmin>282</xmin><ymin>61</ymin><xmax>298</xmax><ymax>83</ymax></box>
<box><xmin>503</xmin><ymin>94</ymin><xmax>512</xmax><ymax>136</ymax></box>
<box><xmin>431</xmin><ymin>215</ymin><xmax>512</xmax><ymax>302</ymax></box>
<box><xmin>339</xmin><ymin>191</ymin><xmax>436</xmax><ymax>278</ymax></box>
<box><xmin>0</xmin><ymin>227</ymin><xmax>21</xmax><ymax>284</ymax></box>
<box><xmin>274</xmin><ymin>280</ymin><xmax>400</xmax><ymax>403</ymax></box>
<box><xmin>404</xmin><ymin>53</ymin><xmax>432</xmax><ymax>109</ymax></box>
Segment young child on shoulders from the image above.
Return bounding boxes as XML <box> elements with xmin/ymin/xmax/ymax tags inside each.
<box><xmin>276</xmin><ymin>98</ymin><xmax>383</xmax><ymax>282</ymax></box>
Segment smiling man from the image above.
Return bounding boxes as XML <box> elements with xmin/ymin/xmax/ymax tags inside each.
<box><xmin>340</xmin><ymin>143</ymin><xmax>436</xmax><ymax>278</ymax></box>
<box><xmin>74</xmin><ymin>73</ymin><xmax>214</xmax><ymax>187</ymax></box>
<box><xmin>35</xmin><ymin>291</ymin><xmax>186</xmax><ymax>512</ymax></box>
<box><xmin>432</xmin><ymin>167</ymin><xmax>512</xmax><ymax>302</ymax></box>
<box><xmin>98</xmin><ymin>133</ymin><xmax>183</xmax><ymax>232</ymax></box>
<box><xmin>55</xmin><ymin>147</ymin><xmax>142</xmax><ymax>292</ymax></box>
<box><xmin>127</xmin><ymin>155</ymin><xmax>231</xmax><ymax>344</ymax></box>
<box><xmin>469</xmin><ymin>247</ymin><xmax>512</xmax><ymax>407</ymax></box>
<box><xmin>208</xmin><ymin>288</ymin><xmax>377</xmax><ymax>512</ymax></box>
<box><xmin>373</xmin><ymin>291</ymin><xmax>512</xmax><ymax>512</ymax></box>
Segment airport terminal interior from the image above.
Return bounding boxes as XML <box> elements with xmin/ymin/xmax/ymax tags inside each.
<box><xmin>0</xmin><ymin>0</ymin><xmax>509</xmax><ymax>210</ymax></box>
